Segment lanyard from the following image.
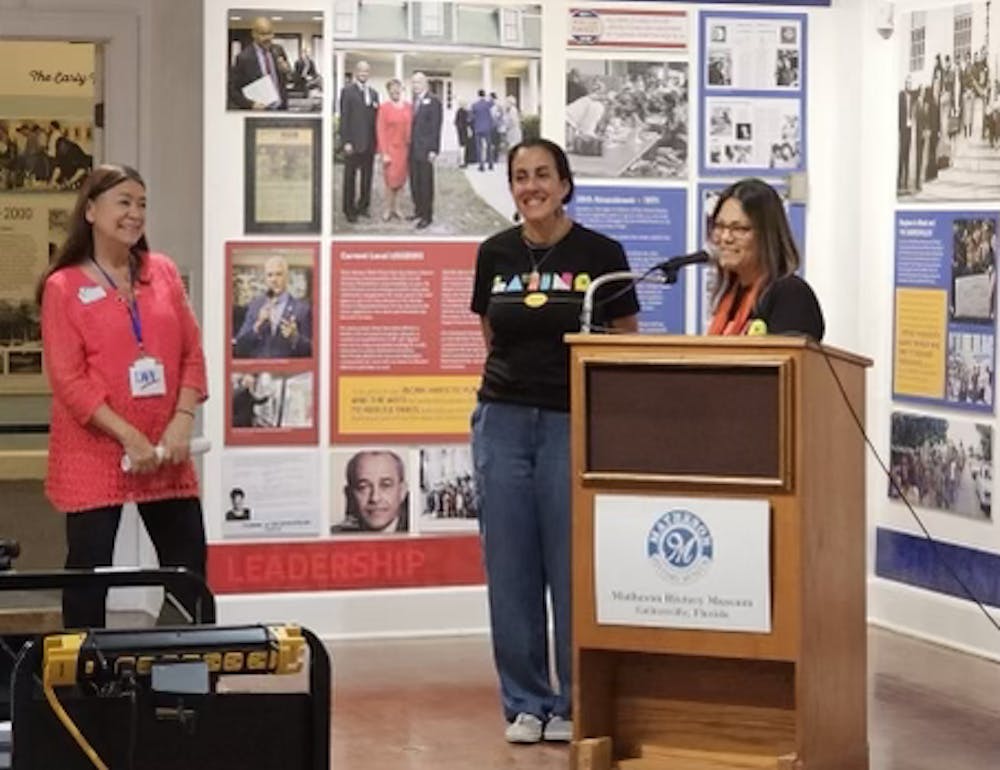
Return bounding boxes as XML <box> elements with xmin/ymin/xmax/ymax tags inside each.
<box><xmin>92</xmin><ymin>257</ymin><xmax>144</xmax><ymax>350</ymax></box>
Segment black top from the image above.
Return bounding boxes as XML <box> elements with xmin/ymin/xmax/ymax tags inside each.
<box><xmin>471</xmin><ymin>222</ymin><xmax>640</xmax><ymax>412</ymax></box>
<box><xmin>753</xmin><ymin>274</ymin><xmax>825</xmax><ymax>342</ymax></box>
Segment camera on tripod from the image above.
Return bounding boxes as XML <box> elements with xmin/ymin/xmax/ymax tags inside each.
<box><xmin>0</xmin><ymin>539</ymin><xmax>21</xmax><ymax>572</ymax></box>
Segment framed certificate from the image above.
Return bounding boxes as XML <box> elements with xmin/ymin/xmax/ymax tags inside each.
<box><xmin>244</xmin><ymin>117</ymin><xmax>321</xmax><ymax>234</ymax></box>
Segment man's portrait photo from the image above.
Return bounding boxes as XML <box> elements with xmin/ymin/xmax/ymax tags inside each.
<box><xmin>331</xmin><ymin>449</ymin><xmax>411</xmax><ymax>534</ymax></box>
<box><xmin>227</xmin><ymin>11</ymin><xmax>323</xmax><ymax>113</ymax></box>
<box><xmin>229</xmin><ymin>244</ymin><xmax>317</xmax><ymax>361</ymax></box>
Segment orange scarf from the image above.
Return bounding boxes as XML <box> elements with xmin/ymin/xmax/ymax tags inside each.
<box><xmin>708</xmin><ymin>280</ymin><xmax>762</xmax><ymax>336</ymax></box>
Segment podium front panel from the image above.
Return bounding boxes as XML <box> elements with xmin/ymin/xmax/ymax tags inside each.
<box><xmin>583</xmin><ymin>360</ymin><xmax>792</xmax><ymax>487</ymax></box>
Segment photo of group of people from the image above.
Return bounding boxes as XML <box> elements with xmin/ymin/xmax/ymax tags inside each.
<box><xmin>226</xmin><ymin>242</ymin><xmax>318</xmax><ymax>445</ymax></box>
<box><xmin>564</xmin><ymin>59</ymin><xmax>689</xmax><ymax>179</ymax></box>
<box><xmin>418</xmin><ymin>446</ymin><xmax>477</xmax><ymax>532</ymax></box>
<box><xmin>332</xmin><ymin>55</ymin><xmax>540</xmax><ymax>235</ymax></box>
<box><xmin>227</xmin><ymin>11</ymin><xmax>323</xmax><ymax>113</ymax></box>
<box><xmin>897</xmin><ymin>3</ymin><xmax>1000</xmax><ymax>200</ymax></box>
<box><xmin>947</xmin><ymin>332</ymin><xmax>995</xmax><ymax>408</ymax></box>
<box><xmin>890</xmin><ymin>411</ymin><xmax>993</xmax><ymax>521</ymax></box>
<box><xmin>0</xmin><ymin>119</ymin><xmax>93</xmax><ymax>191</ymax></box>
<box><xmin>950</xmin><ymin>217</ymin><xmax>996</xmax><ymax>322</ymax></box>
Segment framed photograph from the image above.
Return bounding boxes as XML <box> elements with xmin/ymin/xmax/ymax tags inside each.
<box><xmin>244</xmin><ymin>117</ymin><xmax>321</xmax><ymax>234</ymax></box>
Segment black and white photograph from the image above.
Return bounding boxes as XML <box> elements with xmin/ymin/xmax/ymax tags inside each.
<box><xmin>950</xmin><ymin>217</ymin><xmax>996</xmax><ymax>323</ymax></box>
<box><xmin>705</xmin><ymin>97</ymin><xmax>801</xmax><ymax>172</ymax></box>
<box><xmin>332</xmin><ymin>2</ymin><xmax>542</xmax><ymax>237</ymax></box>
<box><xmin>707</xmin><ymin>51</ymin><xmax>732</xmax><ymax>87</ymax></box>
<box><xmin>897</xmin><ymin>3</ymin><xmax>1000</xmax><ymax>200</ymax></box>
<box><xmin>775</xmin><ymin>49</ymin><xmax>799</xmax><ymax>88</ymax></box>
<box><xmin>418</xmin><ymin>446</ymin><xmax>478</xmax><ymax>532</ymax></box>
<box><xmin>220</xmin><ymin>450</ymin><xmax>321</xmax><ymax>538</ymax></box>
<box><xmin>330</xmin><ymin>448</ymin><xmax>413</xmax><ymax>535</ymax></box>
<box><xmin>890</xmin><ymin>411</ymin><xmax>993</xmax><ymax>521</ymax></box>
<box><xmin>227</xmin><ymin>10</ymin><xmax>323</xmax><ymax>113</ymax></box>
<box><xmin>0</xmin><ymin>119</ymin><xmax>93</xmax><ymax>191</ymax></box>
<box><xmin>947</xmin><ymin>331</ymin><xmax>995</xmax><ymax>407</ymax></box>
<box><xmin>228</xmin><ymin>370</ymin><xmax>314</xmax><ymax>431</ymax></box>
<box><xmin>229</xmin><ymin>243</ymin><xmax>316</xmax><ymax>361</ymax></box>
<box><xmin>564</xmin><ymin>59</ymin><xmax>688</xmax><ymax>178</ymax></box>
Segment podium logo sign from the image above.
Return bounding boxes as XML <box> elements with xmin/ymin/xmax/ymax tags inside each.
<box><xmin>647</xmin><ymin>510</ymin><xmax>714</xmax><ymax>584</ymax></box>
<box><xmin>595</xmin><ymin>494</ymin><xmax>771</xmax><ymax>633</ymax></box>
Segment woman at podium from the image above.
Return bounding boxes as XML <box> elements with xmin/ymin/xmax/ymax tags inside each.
<box><xmin>470</xmin><ymin>138</ymin><xmax>639</xmax><ymax>744</ymax></box>
<box><xmin>707</xmin><ymin>178</ymin><xmax>824</xmax><ymax>341</ymax></box>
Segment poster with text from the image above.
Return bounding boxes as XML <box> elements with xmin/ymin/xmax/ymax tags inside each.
<box><xmin>331</xmin><ymin>241</ymin><xmax>484</xmax><ymax>442</ymax></box>
<box><xmin>221</xmin><ymin>450</ymin><xmax>322</xmax><ymax>538</ymax></box>
<box><xmin>695</xmin><ymin>182</ymin><xmax>806</xmax><ymax>332</ymax></box>
<box><xmin>566</xmin><ymin>59</ymin><xmax>689</xmax><ymax>179</ymax></box>
<box><xmin>893</xmin><ymin>211</ymin><xmax>996</xmax><ymax>412</ymax></box>
<box><xmin>567</xmin><ymin>185</ymin><xmax>687</xmax><ymax>333</ymax></box>
<box><xmin>568</xmin><ymin>7</ymin><xmax>688</xmax><ymax>51</ymax></box>
<box><xmin>699</xmin><ymin>11</ymin><xmax>806</xmax><ymax>176</ymax></box>
<box><xmin>226</xmin><ymin>241</ymin><xmax>320</xmax><ymax>445</ymax></box>
<box><xmin>889</xmin><ymin>410</ymin><xmax>993</xmax><ymax>522</ymax></box>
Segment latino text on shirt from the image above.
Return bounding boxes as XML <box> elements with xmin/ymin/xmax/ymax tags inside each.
<box><xmin>471</xmin><ymin>222</ymin><xmax>640</xmax><ymax>412</ymax></box>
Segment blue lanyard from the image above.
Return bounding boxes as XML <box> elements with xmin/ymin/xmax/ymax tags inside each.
<box><xmin>92</xmin><ymin>257</ymin><xmax>144</xmax><ymax>350</ymax></box>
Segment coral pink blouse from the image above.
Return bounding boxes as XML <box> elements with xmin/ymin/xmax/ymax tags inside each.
<box><xmin>41</xmin><ymin>252</ymin><xmax>208</xmax><ymax>513</ymax></box>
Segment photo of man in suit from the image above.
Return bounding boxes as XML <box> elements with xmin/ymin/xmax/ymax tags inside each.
<box><xmin>339</xmin><ymin>60</ymin><xmax>379</xmax><ymax>222</ymax></box>
<box><xmin>471</xmin><ymin>89</ymin><xmax>494</xmax><ymax>171</ymax></box>
<box><xmin>228</xmin><ymin>16</ymin><xmax>289</xmax><ymax>111</ymax></box>
<box><xmin>331</xmin><ymin>450</ymin><xmax>410</xmax><ymax>533</ymax></box>
<box><xmin>233</xmin><ymin>256</ymin><xmax>312</xmax><ymax>358</ymax></box>
<box><xmin>409</xmin><ymin>71</ymin><xmax>443</xmax><ymax>230</ymax></box>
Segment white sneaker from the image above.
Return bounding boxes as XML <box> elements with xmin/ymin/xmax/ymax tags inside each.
<box><xmin>543</xmin><ymin>715</ymin><xmax>573</xmax><ymax>742</ymax></box>
<box><xmin>505</xmin><ymin>713</ymin><xmax>543</xmax><ymax>743</ymax></box>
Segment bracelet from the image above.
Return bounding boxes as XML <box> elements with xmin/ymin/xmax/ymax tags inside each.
<box><xmin>175</xmin><ymin>408</ymin><xmax>196</xmax><ymax>419</ymax></box>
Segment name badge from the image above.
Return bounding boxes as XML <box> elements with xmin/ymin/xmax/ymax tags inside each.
<box><xmin>78</xmin><ymin>285</ymin><xmax>107</xmax><ymax>304</ymax></box>
<box><xmin>129</xmin><ymin>356</ymin><xmax>166</xmax><ymax>398</ymax></box>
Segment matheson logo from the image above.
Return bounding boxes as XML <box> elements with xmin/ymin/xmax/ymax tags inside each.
<box><xmin>646</xmin><ymin>509</ymin><xmax>714</xmax><ymax>584</ymax></box>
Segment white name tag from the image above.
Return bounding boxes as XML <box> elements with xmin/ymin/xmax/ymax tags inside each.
<box><xmin>129</xmin><ymin>356</ymin><xmax>166</xmax><ymax>397</ymax></box>
<box><xmin>77</xmin><ymin>285</ymin><xmax>107</xmax><ymax>304</ymax></box>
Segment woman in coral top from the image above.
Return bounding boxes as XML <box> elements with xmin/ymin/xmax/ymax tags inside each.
<box><xmin>37</xmin><ymin>164</ymin><xmax>213</xmax><ymax>628</ymax></box>
<box><xmin>707</xmin><ymin>178</ymin><xmax>825</xmax><ymax>342</ymax></box>
<box><xmin>375</xmin><ymin>78</ymin><xmax>412</xmax><ymax>221</ymax></box>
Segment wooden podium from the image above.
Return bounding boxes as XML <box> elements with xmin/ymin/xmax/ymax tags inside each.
<box><xmin>566</xmin><ymin>335</ymin><xmax>871</xmax><ymax>770</ymax></box>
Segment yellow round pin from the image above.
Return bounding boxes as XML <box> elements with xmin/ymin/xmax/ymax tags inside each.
<box><xmin>524</xmin><ymin>292</ymin><xmax>548</xmax><ymax>308</ymax></box>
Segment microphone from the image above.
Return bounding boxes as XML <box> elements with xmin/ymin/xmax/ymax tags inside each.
<box><xmin>653</xmin><ymin>249</ymin><xmax>712</xmax><ymax>283</ymax></box>
<box><xmin>121</xmin><ymin>437</ymin><xmax>212</xmax><ymax>473</ymax></box>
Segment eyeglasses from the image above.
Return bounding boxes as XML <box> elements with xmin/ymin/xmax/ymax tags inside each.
<box><xmin>711</xmin><ymin>221</ymin><xmax>754</xmax><ymax>238</ymax></box>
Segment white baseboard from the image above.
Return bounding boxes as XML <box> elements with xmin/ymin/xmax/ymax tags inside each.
<box><xmin>868</xmin><ymin>577</ymin><xmax>1000</xmax><ymax>663</ymax></box>
<box><xmin>216</xmin><ymin>585</ymin><xmax>491</xmax><ymax>640</ymax></box>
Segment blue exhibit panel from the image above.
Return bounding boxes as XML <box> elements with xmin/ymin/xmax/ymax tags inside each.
<box><xmin>567</xmin><ymin>185</ymin><xmax>688</xmax><ymax>334</ymax></box>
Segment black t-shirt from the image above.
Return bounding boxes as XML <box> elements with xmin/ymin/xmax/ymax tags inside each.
<box><xmin>471</xmin><ymin>222</ymin><xmax>640</xmax><ymax>412</ymax></box>
<box><xmin>754</xmin><ymin>274</ymin><xmax>825</xmax><ymax>341</ymax></box>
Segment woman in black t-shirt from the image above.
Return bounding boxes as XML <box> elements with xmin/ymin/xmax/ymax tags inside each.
<box><xmin>707</xmin><ymin>178</ymin><xmax>824</xmax><ymax>341</ymax></box>
<box><xmin>470</xmin><ymin>138</ymin><xmax>639</xmax><ymax>744</ymax></box>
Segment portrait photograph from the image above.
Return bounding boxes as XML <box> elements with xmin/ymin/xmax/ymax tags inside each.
<box><xmin>331</xmin><ymin>3</ymin><xmax>542</xmax><ymax>237</ymax></box>
<box><xmin>330</xmin><ymin>447</ymin><xmax>414</xmax><ymax>535</ymax></box>
<box><xmin>950</xmin><ymin>217</ymin><xmax>997</xmax><ymax>323</ymax></box>
<box><xmin>227</xmin><ymin>241</ymin><xmax>318</xmax><ymax>361</ymax></box>
<box><xmin>565</xmin><ymin>58</ymin><xmax>689</xmax><ymax>179</ymax></box>
<box><xmin>890</xmin><ymin>411</ymin><xmax>993</xmax><ymax>521</ymax></box>
<box><xmin>417</xmin><ymin>445</ymin><xmax>478</xmax><ymax>533</ymax></box>
<box><xmin>227</xmin><ymin>9</ymin><xmax>324</xmax><ymax>113</ymax></box>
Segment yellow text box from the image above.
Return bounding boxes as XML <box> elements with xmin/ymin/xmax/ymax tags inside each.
<box><xmin>338</xmin><ymin>375</ymin><xmax>479</xmax><ymax>436</ymax></box>
<box><xmin>894</xmin><ymin>288</ymin><xmax>947</xmax><ymax>399</ymax></box>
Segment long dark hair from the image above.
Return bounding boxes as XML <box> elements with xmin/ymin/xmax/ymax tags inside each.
<box><xmin>709</xmin><ymin>177</ymin><xmax>799</xmax><ymax>307</ymax></box>
<box><xmin>35</xmin><ymin>164</ymin><xmax>149</xmax><ymax>304</ymax></box>
<box><xmin>506</xmin><ymin>137</ymin><xmax>575</xmax><ymax>205</ymax></box>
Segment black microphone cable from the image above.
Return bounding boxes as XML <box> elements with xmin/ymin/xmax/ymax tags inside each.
<box><xmin>809</xmin><ymin>337</ymin><xmax>1000</xmax><ymax>635</ymax></box>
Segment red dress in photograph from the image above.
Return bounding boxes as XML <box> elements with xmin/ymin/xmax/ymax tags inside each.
<box><xmin>376</xmin><ymin>99</ymin><xmax>413</xmax><ymax>190</ymax></box>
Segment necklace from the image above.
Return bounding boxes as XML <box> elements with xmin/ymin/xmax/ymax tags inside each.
<box><xmin>522</xmin><ymin>234</ymin><xmax>565</xmax><ymax>291</ymax></box>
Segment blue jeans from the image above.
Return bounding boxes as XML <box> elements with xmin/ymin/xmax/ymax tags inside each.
<box><xmin>471</xmin><ymin>401</ymin><xmax>571</xmax><ymax>721</ymax></box>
